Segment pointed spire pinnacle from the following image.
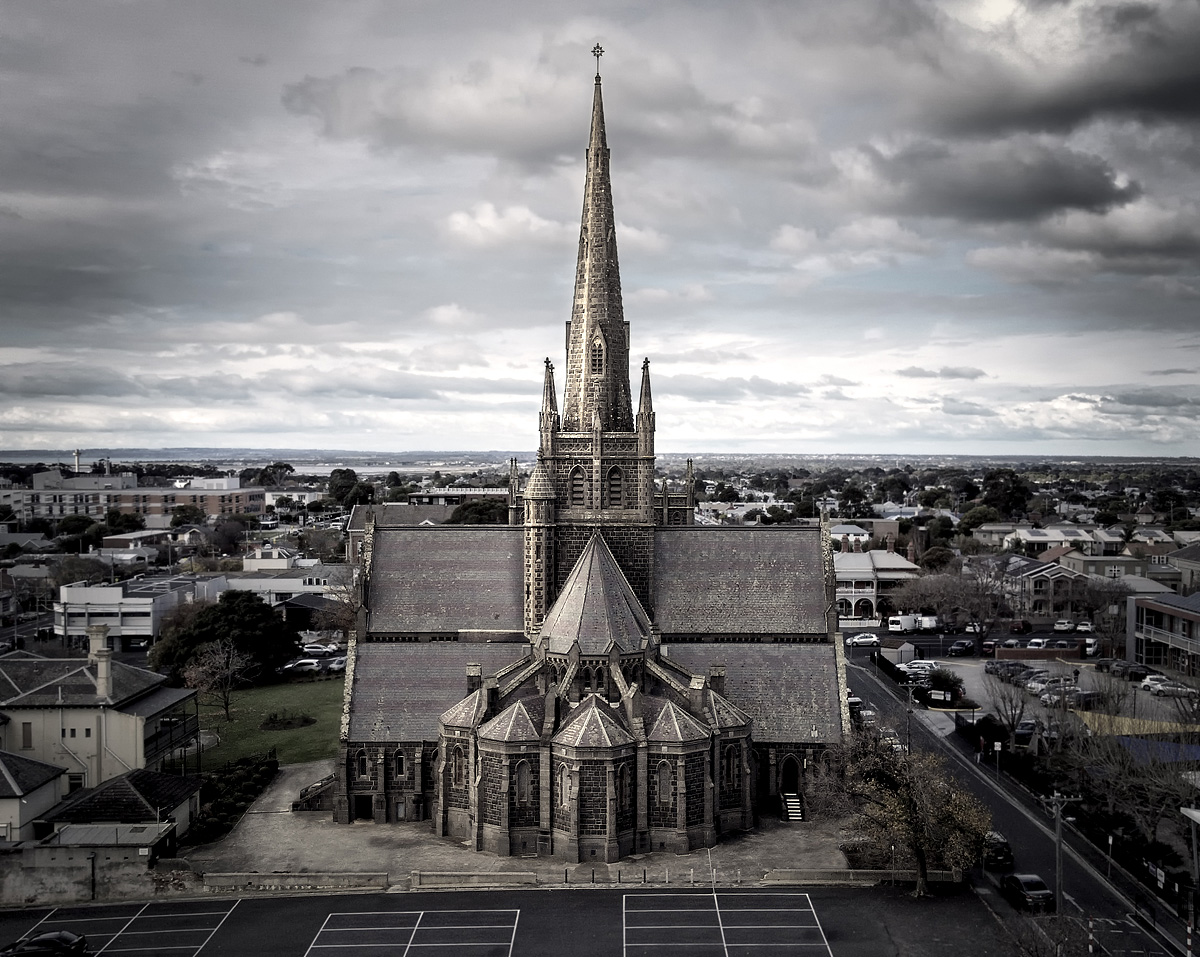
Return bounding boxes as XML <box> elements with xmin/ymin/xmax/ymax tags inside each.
<box><xmin>638</xmin><ymin>357</ymin><xmax>653</xmax><ymax>416</ymax></box>
<box><xmin>561</xmin><ymin>68</ymin><xmax>632</xmax><ymax>433</ymax></box>
<box><xmin>541</xmin><ymin>358</ymin><xmax>558</xmax><ymax>417</ymax></box>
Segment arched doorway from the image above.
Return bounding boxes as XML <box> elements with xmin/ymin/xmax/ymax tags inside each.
<box><xmin>779</xmin><ymin>755</ymin><xmax>800</xmax><ymax>794</ymax></box>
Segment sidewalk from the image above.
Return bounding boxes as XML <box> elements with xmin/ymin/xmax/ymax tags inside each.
<box><xmin>183</xmin><ymin>759</ymin><xmax>851</xmax><ymax>888</ymax></box>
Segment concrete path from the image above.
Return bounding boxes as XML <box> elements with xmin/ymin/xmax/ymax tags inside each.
<box><xmin>183</xmin><ymin>758</ymin><xmax>850</xmax><ymax>887</ymax></box>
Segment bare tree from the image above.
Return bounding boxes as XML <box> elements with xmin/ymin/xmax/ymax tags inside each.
<box><xmin>314</xmin><ymin>567</ymin><xmax>357</xmax><ymax>641</ymax></box>
<box><xmin>182</xmin><ymin>638</ymin><xmax>258</xmax><ymax>721</ymax></box>
<box><xmin>984</xmin><ymin>674</ymin><xmax>1028</xmax><ymax>747</ymax></box>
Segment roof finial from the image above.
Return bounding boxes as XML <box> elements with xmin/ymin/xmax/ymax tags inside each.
<box><xmin>592</xmin><ymin>43</ymin><xmax>604</xmax><ymax>78</ymax></box>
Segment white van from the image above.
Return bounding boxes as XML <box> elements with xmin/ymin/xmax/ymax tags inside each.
<box><xmin>1083</xmin><ymin>637</ymin><xmax>1100</xmax><ymax>657</ymax></box>
<box><xmin>888</xmin><ymin>615</ymin><xmax>919</xmax><ymax>634</ymax></box>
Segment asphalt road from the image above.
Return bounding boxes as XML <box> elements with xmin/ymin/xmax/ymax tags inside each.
<box><xmin>0</xmin><ymin>885</ymin><xmax>1020</xmax><ymax>957</ymax></box>
<box><xmin>849</xmin><ymin>661</ymin><xmax>1182</xmax><ymax>957</ymax></box>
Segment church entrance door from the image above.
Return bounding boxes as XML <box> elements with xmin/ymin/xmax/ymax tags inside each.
<box><xmin>779</xmin><ymin>756</ymin><xmax>800</xmax><ymax>794</ymax></box>
<box><xmin>352</xmin><ymin>795</ymin><xmax>373</xmax><ymax>821</ymax></box>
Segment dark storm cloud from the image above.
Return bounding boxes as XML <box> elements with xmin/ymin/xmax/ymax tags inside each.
<box><xmin>896</xmin><ymin>366</ymin><xmax>986</xmax><ymax>380</ymax></box>
<box><xmin>1108</xmin><ymin>389</ymin><xmax>1198</xmax><ymax>409</ymax></box>
<box><xmin>932</xmin><ymin>2</ymin><xmax>1200</xmax><ymax>135</ymax></box>
<box><xmin>870</xmin><ymin>138</ymin><xmax>1140</xmax><ymax>222</ymax></box>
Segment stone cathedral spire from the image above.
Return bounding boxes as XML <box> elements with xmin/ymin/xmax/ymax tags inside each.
<box><xmin>561</xmin><ymin>68</ymin><xmax>632</xmax><ymax>433</ymax></box>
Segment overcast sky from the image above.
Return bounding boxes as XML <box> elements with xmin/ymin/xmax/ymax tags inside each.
<box><xmin>2</xmin><ymin>0</ymin><xmax>1198</xmax><ymax>457</ymax></box>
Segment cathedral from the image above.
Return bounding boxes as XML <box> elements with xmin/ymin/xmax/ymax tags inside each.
<box><xmin>333</xmin><ymin>66</ymin><xmax>849</xmax><ymax>862</ymax></box>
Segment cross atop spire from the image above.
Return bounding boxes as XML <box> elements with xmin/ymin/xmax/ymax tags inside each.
<box><xmin>592</xmin><ymin>43</ymin><xmax>604</xmax><ymax>78</ymax></box>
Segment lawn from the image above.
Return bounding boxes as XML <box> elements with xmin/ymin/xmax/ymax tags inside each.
<box><xmin>197</xmin><ymin>676</ymin><xmax>344</xmax><ymax>768</ymax></box>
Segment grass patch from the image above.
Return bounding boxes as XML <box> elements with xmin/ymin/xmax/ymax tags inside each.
<box><xmin>199</xmin><ymin>678</ymin><xmax>343</xmax><ymax>766</ymax></box>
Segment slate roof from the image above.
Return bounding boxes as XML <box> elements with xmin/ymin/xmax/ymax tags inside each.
<box><xmin>524</xmin><ymin>460</ymin><xmax>555</xmax><ymax>500</ymax></box>
<box><xmin>644</xmin><ymin>697</ymin><xmax>709</xmax><ymax>743</ymax></box>
<box><xmin>653</xmin><ymin>527</ymin><xmax>827</xmax><ymax>635</ymax></box>
<box><xmin>366</xmin><ymin>526</ymin><xmax>524</xmax><ymax>635</ymax></box>
<box><xmin>693</xmin><ymin>687</ymin><xmax>751</xmax><ymax>732</ymax></box>
<box><xmin>348</xmin><ymin>502</ymin><xmax>458</xmax><ymax>530</ymax></box>
<box><xmin>539</xmin><ymin>534</ymin><xmax>651</xmax><ymax>655</ymax></box>
<box><xmin>0</xmin><ymin>654</ymin><xmax>167</xmax><ymax>708</ymax></box>
<box><xmin>347</xmin><ymin>642</ymin><xmax>530</xmax><ymax>741</ymax></box>
<box><xmin>44</xmin><ymin>768</ymin><xmax>202</xmax><ymax>824</ymax></box>
<box><xmin>440</xmin><ymin>689</ymin><xmax>488</xmax><ymax>730</ymax></box>
<box><xmin>0</xmin><ymin>749</ymin><xmax>65</xmax><ymax>798</ymax></box>
<box><xmin>553</xmin><ymin>695</ymin><xmax>635</xmax><ymax>748</ymax></box>
<box><xmin>666</xmin><ymin>644</ymin><xmax>843</xmax><ymax>743</ymax></box>
<box><xmin>479</xmin><ymin>696</ymin><xmax>546</xmax><ymax>744</ymax></box>
<box><xmin>1170</xmin><ymin>543</ymin><xmax>1200</xmax><ymax>564</ymax></box>
<box><xmin>1143</xmin><ymin>592</ymin><xmax>1200</xmax><ymax>617</ymax></box>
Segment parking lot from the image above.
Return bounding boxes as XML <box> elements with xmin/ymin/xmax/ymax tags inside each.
<box><xmin>17</xmin><ymin>899</ymin><xmax>241</xmax><ymax>956</ymax></box>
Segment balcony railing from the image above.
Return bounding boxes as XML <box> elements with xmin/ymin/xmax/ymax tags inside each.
<box><xmin>143</xmin><ymin>714</ymin><xmax>200</xmax><ymax>765</ymax></box>
<box><xmin>1137</xmin><ymin>623</ymin><xmax>1200</xmax><ymax>658</ymax></box>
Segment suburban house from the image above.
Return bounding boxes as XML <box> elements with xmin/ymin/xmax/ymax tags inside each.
<box><xmin>0</xmin><ymin>628</ymin><xmax>198</xmax><ymax>791</ymax></box>
<box><xmin>0</xmin><ymin>750</ymin><xmax>66</xmax><ymax>840</ymax></box>
<box><xmin>834</xmin><ymin>545</ymin><xmax>922</xmax><ymax>624</ymax></box>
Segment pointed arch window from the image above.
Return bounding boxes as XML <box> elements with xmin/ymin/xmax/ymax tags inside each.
<box><xmin>355</xmin><ymin>749</ymin><xmax>368</xmax><ymax>779</ymax></box>
<box><xmin>452</xmin><ymin>746</ymin><xmax>465</xmax><ymax>787</ymax></box>
<box><xmin>570</xmin><ymin>468</ymin><xmax>587</xmax><ymax>508</ymax></box>
<box><xmin>590</xmin><ymin>339</ymin><xmax>605</xmax><ymax>376</ymax></box>
<box><xmin>656</xmin><ymin>761</ymin><xmax>673</xmax><ymax>808</ymax></box>
<box><xmin>394</xmin><ymin>750</ymin><xmax>406</xmax><ymax>778</ymax></box>
<box><xmin>515</xmin><ymin>760</ymin><xmax>532</xmax><ymax>805</ymax></box>
<box><xmin>722</xmin><ymin>746</ymin><xmax>738</xmax><ymax>788</ymax></box>
<box><xmin>556</xmin><ymin>764</ymin><xmax>569</xmax><ymax>807</ymax></box>
<box><xmin>618</xmin><ymin>764</ymin><xmax>630</xmax><ymax>810</ymax></box>
<box><xmin>606</xmin><ymin>467</ymin><xmax>623</xmax><ymax>508</ymax></box>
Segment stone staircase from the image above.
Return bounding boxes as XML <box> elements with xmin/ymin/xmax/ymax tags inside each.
<box><xmin>781</xmin><ymin>793</ymin><xmax>804</xmax><ymax>822</ymax></box>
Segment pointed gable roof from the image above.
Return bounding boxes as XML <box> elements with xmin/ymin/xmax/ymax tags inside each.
<box><xmin>538</xmin><ymin>533</ymin><xmax>651</xmax><ymax>655</ymax></box>
<box><xmin>439</xmin><ymin>688</ymin><xmax>488</xmax><ymax>730</ymax></box>
<box><xmin>552</xmin><ymin>694</ymin><xmax>634</xmax><ymax>748</ymax></box>
<box><xmin>43</xmin><ymin>768</ymin><xmax>202</xmax><ymax>824</ymax></box>
<box><xmin>479</xmin><ymin>696</ymin><xmax>545</xmax><ymax>744</ymax></box>
<box><xmin>644</xmin><ymin>697</ymin><xmax>710</xmax><ymax>744</ymax></box>
<box><xmin>695</xmin><ymin>687</ymin><xmax>752</xmax><ymax>732</ymax></box>
<box><xmin>0</xmin><ymin>749</ymin><xmax>65</xmax><ymax>798</ymax></box>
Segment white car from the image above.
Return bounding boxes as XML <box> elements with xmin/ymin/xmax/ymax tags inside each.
<box><xmin>302</xmin><ymin>643</ymin><xmax>338</xmax><ymax>656</ymax></box>
<box><xmin>900</xmin><ymin>660</ymin><xmax>944</xmax><ymax>675</ymax></box>
<box><xmin>844</xmin><ymin>633</ymin><xmax>880</xmax><ymax>647</ymax></box>
<box><xmin>326</xmin><ymin>656</ymin><xmax>348</xmax><ymax>672</ymax></box>
<box><xmin>1075</xmin><ymin>621</ymin><xmax>1094</xmax><ymax>633</ymax></box>
<box><xmin>283</xmin><ymin>658</ymin><xmax>322</xmax><ymax>673</ymax></box>
<box><xmin>1140</xmin><ymin>674</ymin><xmax>1170</xmax><ymax>692</ymax></box>
<box><xmin>1053</xmin><ymin>620</ymin><xmax>1076</xmax><ymax>633</ymax></box>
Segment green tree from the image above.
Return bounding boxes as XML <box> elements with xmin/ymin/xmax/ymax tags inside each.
<box><xmin>55</xmin><ymin>515</ymin><xmax>95</xmax><ymax>538</ymax></box>
<box><xmin>104</xmin><ymin>509</ymin><xmax>146</xmax><ymax>534</ymax></box>
<box><xmin>149</xmin><ymin>590</ymin><xmax>298</xmax><ymax>685</ymax></box>
<box><xmin>171</xmin><ymin>504</ymin><xmax>208</xmax><ymax>527</ymax></box>
<box><xmin>980</xmin><ymin>469</ymin><xmax>1033</xmax><ymax>518</ymax></box>
<box><xmin>958</xmin><ymin>505</ymin><xmax>1002</xmax><ymax>535</ymax></box>
<box><xmin>342</xmin><ymin>482</ymin><xmax>376</xmax><ymax>508</ymax></box>
<box><xmin>917</xmin><ymin>546</ymin><xmax>956</xmax><ymax>571</ymax></box>
<box><xmin>445</xmin><ymin>499</ymin><xmax>508</xmax><ymax>525</ymax></box>
<box><xmin>254</xmin><ymin>462</ymin><xmax>295</xmax><ymax>488</ymax></box>
<box><xmin>328</xmin><ymin>468</ymin><xmax>359</xmax><ymax>504</ymax></box>
<box><xmin>834</xmin><ymin>738</ymin><xmax>991</xmax><ymax>896</ymax></box>
<box><xmin>50</xmin><ymin>555</ymin><xmax>110</xmax><ymax>588</ymax></box>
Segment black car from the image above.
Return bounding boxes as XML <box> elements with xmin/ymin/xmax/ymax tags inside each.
<box><xmin>983</xmin><ymin>831</ymin><xmax>1014</xmax><ymax>870</ymax></box>
<box><xmin>0</xmin><ymin>931</ymin><xmax>89</xmax><ymax>956</ymax></box>
<box><xmin>1009</xmin><ymin>619</ymin><xmax>1033</xmax><ymax>634</ymax></box>
<box><xmin>947</xmin><ymin>640</ymin><xmax>975</xmax><ymax>657</ymax></box>
<box><xmin>1094</xmin><ymin>658</ymin><xmax>1116</xmax><ymax>673</ymax></box>
<box><xmin>1013</xmin><ymin>718</ymin><xmax>1043</xmax><ymax>746</ymax></box>
<box><xmin>1001</xmin><ymin>873</ymin><xmax>1055</xmax><ymax>912</ymax></box>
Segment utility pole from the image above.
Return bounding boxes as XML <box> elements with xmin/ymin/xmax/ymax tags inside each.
<box><xmin>1049</xmin><ymin>790</ymin><xmax>1081</xmax><ymax>913</ymax></box>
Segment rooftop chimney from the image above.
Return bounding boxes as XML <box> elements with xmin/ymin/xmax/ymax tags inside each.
<box><xmin>88</xmin><ymin>625</ymin><xmax>113</xmax><ymax>700</ymax></box>
<box><xmin>87</xmin><ymin>624</ymin><xmax>109</xmax><ymax>663</ymax></box>
<box><xmin>886</xmin><ymin>533</ymin><xmax>895</xmax><ymax>553</ymax></box>
<box><xmin>466</xmin><ymin>663</ymin><xmax>482</xmax><ymax>694</ymax></box>
<box><xmin>709</xmin><ymin>665</ymin><xmax>726</xmax><ymax>696</ymax></box>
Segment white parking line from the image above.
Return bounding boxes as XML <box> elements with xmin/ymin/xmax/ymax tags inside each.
<box><xmin>305</xmin><ymin>909</ymin><xmax>519</xmax><ymax>957</ymax></box>
<box><xmin>624</xmin><ymin>893</ymin><xmax>832</xmax><ymax>957</ymax></box>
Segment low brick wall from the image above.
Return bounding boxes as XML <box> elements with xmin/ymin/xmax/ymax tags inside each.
<box><xmin>203</xmin><ymin>871</ymin><xmax>390</xmax><ymax>893</ymax></box>
<box><xmin>763</xmin><ymin>868</ymin><xmax>962</xmax><ymax>885</ymax></box>
<box><xmin>410</xmin><ymin>871</ymin><xmax>538</xmax><ymax>888</ymax></box>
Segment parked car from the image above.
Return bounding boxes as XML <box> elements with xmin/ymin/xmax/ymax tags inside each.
<box><xmin>1112</xmin><ymin>660</ymin><xmax>1152</xmax><ymax>682</ymax></box>
<box><xmin>282</xmin><ymin>658</ymin><xmax>323</xmax><ymax>673</ymax></box>
<box><xmin>1152</xmin><ymin>681</ymin><xmax>1199</xmax><ymax>699</ymax></box>
<box><xmin>1052</xmin><ymin>639</ymin><xmax>1073</xmax><ymax>650</ymax></box>
<box><xmin>899</xmin><ymin>660</ymin><xmax>945</xmax><ymax>677</ymax></box>
<box><xmin>1094</xmin><ymin>658</ymin><xmax>1116</xmax><ymax>673</ymax></box>
<box><xmin>326</xmin><ymin>656</ymin><xmax>348</xmax><ymax>673</ymax></box>
<box><xmin>1053</xmin><ymin>620</ymin><xmax>1076</xmax><ymax>633</ymax></box>
<box><xmin>844</xmin><ymin>633</ymin><xmax>880</xmax><ymax>647</ymax></box>
<box><xmin>984</xmin><ymin>660</ymin><xmax>1007</xmax><ymax>675</ymax></box>
<box><xmin>1026</xmin><ymin>637</ymin><xmax>1048</xmax><ymax>650</ymax></box>
<box><xmin>947</xmin><ymin>640</ymin><xmax>975</xmax><ymax>657</ymax></box>
<box><xmin>964</xmin><ymin>622</ymin><xmax>984</xmax><ymax>634</ymax></box>
<box><xmin>981</xmin><ymin>639</ymin><xmax>997</xmax><ymax>655</ymax></box>
<box><xmin>858</xmin><ymin>709</ymin><xmax>878</xmax><ymax>729</ymax></box>
<box><xmin>0</xmin><ymin>932</ymin><xmax>89</xmax><ymax>956</ymax></box>
<box><xmin>1009</xmin><ymin>619</ymin><xmax>1033</xmax><ymax>635</ymax></box>
<box><xmin>1010</xmin><ymin>668</ymin><xmax>1048</xmax><ymax>687</ymax></box>
<box><xmin>1013</xmin><ymin>719</ymin><xmax>1043</xmax><ymax>746</ymax></box>
<box><xmin>1001</xmin><ymin>873</ymin><xmax>1056</xmax><ymax>912</ymax></box>
<box><xmin>1065</xmin><ymin>689</ymin><xmax>1106</xmax><ymax>710</ymax></box>
<box><xmin>1027</xmin><ymin>674</ymin><xmax>1072</xmax><ymax>695</ymax></box>
<box><xmin>877</xmin><ymin>728</ymin><xmax>906</xmax><ymax>752</ymax></box>
<box><xmin>1140</xmin><ymin>675</ymin><xmax>1170</xmax><ymax>692</ymax></box>
<box><xmin>1075</xmin><ymin>621</ymin><xmax>1094</xmax><ymax>633</ymax></box>
<box><xmin>302</xmin><ymin>643</ymin><xmax>338</xmax><ymax>656</ymax></box>
<box><xmin>982</xmin><ymin>831</ymin><xmax>1014</xmax><ymax>870</ymax></box>
<box><xmin>1040</xmin><ymin>686</ymin><xmax>1079</xmax><ymax>707</ymax></box>
<box><xmin>1001</xmin><ymin>638</ymin><xmax>1022</xmax><ymax>649</ymax></box>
